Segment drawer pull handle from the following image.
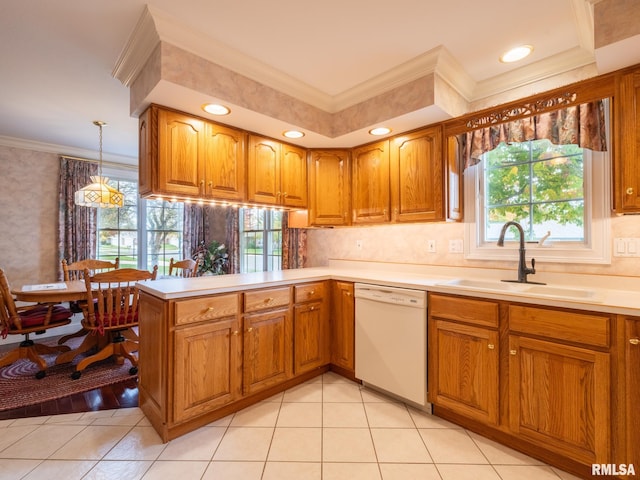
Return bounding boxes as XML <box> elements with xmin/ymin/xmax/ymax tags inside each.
<box><xmin>488</xmin><ymin>344</ymin><xmax>495</xmax><ymax>350</ymax></box>
<box><xmin>509</xmin><ymin>349</ymin><xmax>517</xmax><ymax>355</ymax></box>
<box><xmin>626</xmin><ymin>187</ymin><xmax>634</xmax><ymax>195</ymax></box>
<box><xmin>630</xmin><ymin>338</ymin><xmax>640</xmax><ymax>345</ymax></box>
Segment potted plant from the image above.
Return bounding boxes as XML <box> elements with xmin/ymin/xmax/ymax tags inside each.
<box><xmin>192</xmin><ymin>240</ymin><xmax>229</xmax><ymax>275</ymax></box>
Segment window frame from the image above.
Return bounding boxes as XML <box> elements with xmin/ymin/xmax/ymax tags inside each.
<box><xmin>239</xmin><ymin>208</ymin><xmax>283</xmax><ymax>273</ymax></box>
<box><xmin>463</xmin><ymin>146</ymin><xmax>611</xmax><ymax>265</ymax></box>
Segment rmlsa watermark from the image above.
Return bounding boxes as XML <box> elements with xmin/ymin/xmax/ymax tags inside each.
<box><xmin>592</xmin><ymin>464</ymin><xmax>636</xmax><ymax>476</ymax></box>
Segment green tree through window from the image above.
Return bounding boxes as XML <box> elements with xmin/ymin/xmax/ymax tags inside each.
<box><xmin>482</xmin><ymin>139</ymin><xmax>585</xmax><ymax>243</ymax></box>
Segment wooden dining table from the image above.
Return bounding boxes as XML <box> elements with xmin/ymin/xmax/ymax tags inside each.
<box><xmin>12</xmin><ymin>281</ymin><xmax>88</xmax><ymax>303</ymax></box>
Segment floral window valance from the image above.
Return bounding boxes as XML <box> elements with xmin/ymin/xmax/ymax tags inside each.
<box><xmin>461</xmin><ymin>99</ymin><xmax>608</xmax><ymax>170</ymax></box>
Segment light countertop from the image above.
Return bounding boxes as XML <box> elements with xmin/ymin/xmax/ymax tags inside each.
<box><xmin>137</xmin><ymin>262</ymin><xmax>640</xmax><ymax>316</ymax></box>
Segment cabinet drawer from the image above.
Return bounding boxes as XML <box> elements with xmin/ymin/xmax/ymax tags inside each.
<box><xmin>429</xmin><ymin>293</ymin><xmax>499</xmax><ymax>328</ymax></box>
<box><xmin>509</xmin><ymin>305</ymin><xmax>610</xmax><ymax>348</ymax></box>
<box><xmin>294</xmin><ymin>282</ymin><xmax>325</xmax><ymax>303</ymax></box>
<box><xmin>244</xmin><ymin>287</ymin><xmax>291</xmax><ymax>313</ymax></box>
<box><xmin>174</xmin><ymin>294</ymin><xmax>239</xmax><ymax>325</ymax></box>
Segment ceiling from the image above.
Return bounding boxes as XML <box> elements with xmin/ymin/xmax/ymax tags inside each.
<box><xmin>0</xmin><ymin>0</ymin><xmax>633</xmax><ymax>165</ymax></box>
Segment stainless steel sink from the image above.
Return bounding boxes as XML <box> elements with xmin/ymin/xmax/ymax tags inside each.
<box><xmin>523</xmin><ymin>284</ymin><xmax>601</xmax><ymax>301</ymax></box>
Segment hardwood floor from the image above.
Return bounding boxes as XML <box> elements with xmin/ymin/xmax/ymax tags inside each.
<box><xmin>0</xmin><ymin>378</ymin><xmax>139</xmax><ymax>421</ymax></box>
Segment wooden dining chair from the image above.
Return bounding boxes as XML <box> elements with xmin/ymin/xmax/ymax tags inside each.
<box><xmin>0</xmin><ymin>268</ymin><xmax>73</xmax><ymax>379</ymax></box>
<box><xmin>61</xmin><ymin>258</ymin><xmax>120</xmax><ymax>281</ymax></box>
<box><xmin>168</xmin><ymin>258</ymin><xmax>199</xmax><ymax>278</ymax></box>
<box><xmin>58</xmin><ymin>257</ymin><xmax>120</xmax><ymax>344</ymax></box>
<box><xmin>64</xmin><ymin>266</ymin><xmax>157</xmax><ymax>379</ymax></box>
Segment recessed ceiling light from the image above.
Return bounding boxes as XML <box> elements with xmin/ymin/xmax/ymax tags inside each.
<box><xmin>283</xmin><ymin>130</ymin><xmax>305</xmax><ymax>139</ymax></box>
<box><xmin>369</xmin><ymin>127</ymin><xmax>391</xmax><ymax>136</ymax></box>
<box><xmin>499</xmin><ymin>45</ymin><xmax>533</xmax><ymax>63</ymax></box>
<box><xmin>202</xmin><ymin>103</ymin><xmax>231</xmax><ymax>115</ymax></box>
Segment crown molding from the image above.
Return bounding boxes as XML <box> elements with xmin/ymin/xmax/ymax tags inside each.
<box><xmin>472</xmin><ymin>46</ymin><xmax>596</xmax><ymax>101</ymax></box>
<box><xmin>0</xmin><ymin>135</ymin><xmax>137</xmax><ymax>166</ymax></box>
<box><xmin>112</xmin><ymin>6</ymin><xmax>160</xmax><ymax>87</ymax></box>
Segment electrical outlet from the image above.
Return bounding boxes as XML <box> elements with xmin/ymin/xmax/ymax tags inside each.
<box><xmin>427</xmin><ymin>240</ymin><xmax>436</xmax><ymax>253</ymax></box>
<box><xmin>448</xmin><ymin>239</ymin><xmax>463</xmax><ymax>253</ymax></box>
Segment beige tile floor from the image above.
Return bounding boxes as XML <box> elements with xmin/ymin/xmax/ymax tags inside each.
<box><xmin>0</xmin><ymin>372</ymin><xmax>584</xmax><ymax>480</ymax></box>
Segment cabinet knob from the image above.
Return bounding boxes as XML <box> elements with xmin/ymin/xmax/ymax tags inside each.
<box><xmin>246</xmin><ymin>327</ymin><xmax>253</xmax><ymax>333</ymax></box>
<box><xmin>630</xmin><ymin>338</ymin><xmax>640</xmax><ymax>345</ymax></box>
<box><xmin>509</xmin><ymin>349</ymin><xmax>517</xmax><ymax>355</ymax></box>
<box><xmin>206</xmin><ymin>307</ymin><xmax>215</xmax><ymax>312</ymax></box>
<box><xmin>309</xmin><ymin>290</ymin><xmax>315</xmax><ymax>295</ymax></box>
<box><xmin>232</xmin><ymin>330</ymin><xmax>239</xmax><ymax>336</ymax></box>
<box><xmin>488</xmin><ymin>344</ymin><xmax>495</xmax><ymax>350</ymax></box>
<box><xmin>310</xmin><ymin>306</ymin><xmax>315</xmax><ymax>311</ymax></box>
<box><xmin>283</xmin><ymin>192</ymin><xmax>288</xmax><ymax>198</ymax></box>
<box><xmin>264</xmin><ymin>297</ymin><xmax>274</xmax><ymax>304</ymax></box>
<box><xmin>346</xmin><ymin>292</ymin><xmax>352</xmax><ymax>297</ymax></box>
<box><xmin>626</xmin><ymin>187</ymin><xmax>634</xmax><ymax>195</ymax></box>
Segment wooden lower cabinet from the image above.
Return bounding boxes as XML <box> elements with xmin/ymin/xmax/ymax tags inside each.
<box><xmin>293</xmin><ymin>282</ymin><xmax>329</xmax><ymax>375</ymax></box>
<box><xmin>430</xmin><ymin>319</ymin><xmax>499</xmax><ymax>425</ymax></box>
<box><xmin>243</xmin><ymin>307</ymin><xmax>293</xmax><ymax>395</ymax></box>
<box><xmin>509</xmin><ymin>335</ymin><xmax>610</xmax><ymax>464</ymax></box>
<box><xmin>330</xmin><ymin>281</ymin><xmax>355</xmax><ymax>374</ymax></box>
<box><xmin>173</xmin><ymin>317</ymin><xmax>241</xmax><ymax>423</ymax></box>
<box><xmin>428</xmin><ymin>294</ymin><xmax>499</xmax><ymax>425</ymax></box>
<box><xmin>623</xmin><ymin>316</ymin><xmax>640</xmax><ymax>469</ymax></box>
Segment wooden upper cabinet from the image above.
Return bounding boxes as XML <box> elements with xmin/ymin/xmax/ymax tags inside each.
<box><xmin>138</xmin><ymin>107</ymin><xmax>153</xmax><ymax>197</ymax></box>
<box><xmin>138</xmin><ymin>105</ymin><xmax>246</xmax><ymax>202</ymax></box>
<box><xmin>204</xmin><ymin>123</ymin><xmax>246</xmax><ymax>201</ymax></box>
<box><xmin>281</xmin><ymin>143</ymin><xmax>307</xmax><ymax>208</ymax></box>
<box><xmin>390</xmin><ymin>126</ymin><xmax>444</xmax><ymax>222</ymax></box>
<box><xmin>445</xmin><ymin>135</ymin><xmax>463</xmax><ymax>221</ymax></box>
<box><xmin>351</xmin><ymin>140</ymin><xmax>390</xmax><ymax>224</ymax></box>
<box><xmin>614</xmin><ymin>70</ymin><xmax>640</xmax><ymax>213</ymax></box>
<box><xmin>157</xmin><ymin>108</ymin><xmax>205</xmax><ymax>197</ymax></box>
<box><xmin>247</xmin><ymin>135</ymin><xmax>308</xmax><ymax>207</ymax></box>
<box><xmin>309</xmin><ymin>150</ymin><xmax>351</xmax><ymax>226</ymax></box>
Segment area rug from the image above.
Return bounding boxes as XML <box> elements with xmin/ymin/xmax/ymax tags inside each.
<box><xmin>0</xmin><ymin>336</ymin><xmax>138</xmax><ymax>411</ymax></box>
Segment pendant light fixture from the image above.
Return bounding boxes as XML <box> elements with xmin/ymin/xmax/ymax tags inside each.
<box><xmin>74</xmin><ymin>121</ymin><xmax>124</xmax><ymax>208</ymax></box>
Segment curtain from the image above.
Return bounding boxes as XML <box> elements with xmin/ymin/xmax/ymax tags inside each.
<box><xmin>57</xmin><ymin>157</ymin><xmax>98</xmax><ymax>280</ymax></box>
<box><xmin>461</xmin><ymin>100</ymin><xmax>607</xmax><ymax>169</ymax></box>
<box><xmin>183</xmin><ymin>203</ymin><xmax>205</xmax><ymax>259</ymax></box>
<box><xmin>226</xmin><ymin>208</ymin><xmax>240</xmax><ymax>274</ymax></box>
<box><xmin>282</xmin><ymin>212</ymin><xmax>307</xmax><ymax>269</ymax></box>
<box><xmin>183</xmin><ymin>204</ymin><xmax>239</xmax><ymax>273</ymax></box>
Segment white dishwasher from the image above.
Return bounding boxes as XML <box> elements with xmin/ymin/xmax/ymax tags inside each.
<box><xmin>354</xmin><ymin>283</ymin><xmax>429</xmax><ymax>408</ymax></box>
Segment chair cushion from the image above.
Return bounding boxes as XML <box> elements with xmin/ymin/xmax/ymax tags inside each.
<box><xmin>95</xmin><ymin>311</ymin><xmax>138</xmax><ymax>329</ymax></box>
<box><xmin>18</xmin><ymin>305</ymin><xmax>72</xmax><ymax>328</ymax></box>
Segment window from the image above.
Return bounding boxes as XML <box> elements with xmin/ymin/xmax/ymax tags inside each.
<box><xmin>464</xmin><ymin>141</ymin><xmax>611</xmax><ymax>264</ymax></box>
<box><xmin>239</xmin><ymin>208</ymin><xmax>283</xmax><ymax>273</ymax></box>
<box><xmin>482</xmin><ymin>140</ymin><xmax>585</xmax><ymax>243</ymax></box>
<box><xmin>96</xmin><ymin>177</ymin><xmax>184</xmax><ymax>275</ymax></box>
<box><xmin>97</xmin><ymin>179</ymin><xmax>138</xmax><ymax>268</ymax></box>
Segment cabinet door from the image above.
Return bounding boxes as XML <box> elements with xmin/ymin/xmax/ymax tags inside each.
<box><xmin>429</xmin><ymin>319</ymin><xmax>499</xmax><ymax>425</ymax></box>
<box><xmin>204</xmin><ymin>123</ymin><xmax>246</xmax><ymax>201</ymax></box>
<box><xmin>173</xmin><ymin>317</ymin><xmax>241</xmax><ymax>422</ymax></box>
<box><xmin>157</xmin><ymin>108</ymin><xmax>205</xmax><ymax>197</ymax></box>
<box><xmin>243</xmin><ymin>308</ymin><xmax>292</xmax><ymax>395</ymax></box>
<box><xmin>352</xmin><ymin>140</ymin><xmax>390</xmax><ymax>224</ymax></box>
<box><xmin>138</xmin><ymin>107</ymin><xmax>153</xmax><ymax>197</ymax></box>
<box><xmin>247</xmin><ymin>135</ymin><xmax>280</xmax><ymax>205</ymax></box>
<box><xmin>390</xmin><ymin>126</ymin><xmax>444</xmax><ymax>222</ymax></box>
<box><xmin>330</xmin><ymin>281</ymin><xmax>355</xmax><ymax>372</ymax></box>
<box><xmin>281</xmin><ymin>143</ymin><xmax>308</xmax><ymax>207</ymax></box>
<box><xmin>509</xmin><ymin>335</ymin><xmax>610</xmax><ymax>464</ymax></box>
<box><xmin>309</xmin><ymin>150</ymin><xmax>351</xmax><ymax>226</ymax></box>
<box><xmin>624</xmin><ymin>317</ymin><xmax>640</xmax><ymax>469</ymax></box>
<box><xmin>615</xmin><ymin>71</ymin><xmax>640</xmax><ymax>213</ymax></box>
<box><xmin>294</xmin><ymin>301</ymin><xmax>328</xmax><ymax>374</ymax></box>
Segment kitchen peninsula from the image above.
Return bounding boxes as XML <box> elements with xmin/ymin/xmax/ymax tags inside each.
<box><xmin>137</xmin><ymin>261</ymin><xmax>640</xmax><ymax>479</ymax></box>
